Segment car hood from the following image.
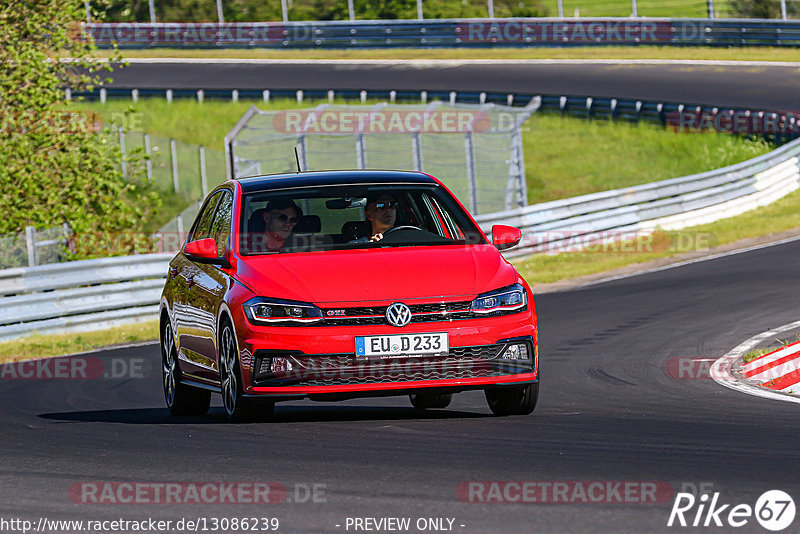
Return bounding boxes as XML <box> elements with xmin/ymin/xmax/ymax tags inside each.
<box><xmin>235</xmin><ymin>245</ymin><xmax>517</xmax><ymax>304</ymax></box>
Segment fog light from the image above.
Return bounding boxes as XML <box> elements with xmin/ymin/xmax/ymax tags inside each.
<box><xmin>501</xmin><ymin>343</ymin><xmax>529</xmax><ymax>360</ymax></box>
<box><xmin>271</xmin><ymin>357</ymin><xmax>295</xmax><ymax>374</ymax></box>
<box><xmin>272</xmin><ymin>357</ymin><xmax>287</xmax><ymax>373</ymax></box>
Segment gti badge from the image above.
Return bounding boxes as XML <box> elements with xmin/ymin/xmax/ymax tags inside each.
<box><xmin>386</xmin><ymin>302</ymin><xmax>412</xmax><ymax>327</ymax></box>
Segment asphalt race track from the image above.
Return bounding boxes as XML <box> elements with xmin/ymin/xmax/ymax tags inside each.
<box><xmin>107</xmin><ymin>60</ymin><xmax>800</xmax><ymax>111</ymax></box>
<box><xmin>3</xmin><ymin>239</ymin><xmax>800</xmax><ymax>532</ymax></box>
<box><xmin>3</xmin><ymin>61</ymin><xmax>799</xmax><ymax>533</ymax></box>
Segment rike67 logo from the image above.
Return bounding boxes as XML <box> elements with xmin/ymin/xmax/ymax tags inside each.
<box><xmin>668</xmin><ymin>490</ymin><xmax>795</xmax><ymax>531</ymax></box>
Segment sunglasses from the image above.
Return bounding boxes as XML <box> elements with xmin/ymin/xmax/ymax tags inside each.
<box><xmin>374</xmin><ymin>201</ymin><xmax>398</xmax><ymax>210</ymax></box>
<box><xmin>274</xmin><ymin>213</ymin><xmax>299</xmax><ymax>224</ymax></box>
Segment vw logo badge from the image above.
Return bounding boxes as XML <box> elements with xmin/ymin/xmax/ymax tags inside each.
<box><xmin>386</xmin><ymin>302</ymin><xmax>412</xmax><ymax>327</ymax></box>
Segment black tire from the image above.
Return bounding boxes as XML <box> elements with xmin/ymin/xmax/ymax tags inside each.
<box><xmin>485</xmin><ymin>382</ymin><xmax>538</xmax><ymax>416</ymax></box>
<box><xmin>161</xmin><ymin>319</ymin><xmax>211</xmax><ymax>416</ymax></box>
<box><xmin>409</xmin><ymin>392</ymin><xmax>452</xmax><ymax>409</ymax></box>
<box><xmin>219</xmin><ymin>321</ymin><xmax>274</xmax><ymax>423</ymax></box>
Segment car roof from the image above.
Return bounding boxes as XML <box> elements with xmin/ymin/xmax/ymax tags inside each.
<box><xmin>237</xmin><ymin>170</ymin><xmax>437</xmax><ymax>193</ymax></box>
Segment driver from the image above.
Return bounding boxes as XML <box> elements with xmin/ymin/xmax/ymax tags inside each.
<box><xmin>361</xmin><ymin>193</ymin><xmax>397</xmax><ymax>242</ymax></box>
<box><xmin>262</xmin><ymin>199</ymin><xmax>302</xmax><ymax>250</ymax></box>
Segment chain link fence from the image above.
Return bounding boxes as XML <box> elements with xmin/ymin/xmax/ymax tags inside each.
<box><xmin>114</xmin><ymin>130</ymin><xmax>227</xmax><ymax>251</ymax></box>
<box><xmin>118</xmin><ymin>130</ymin><xmax>227</xmax><ymax>201</ymax></box>
<box><xmin>226</xmin><ymin>102</ymin><xmax>537</xmax><ymax>216</ymax></box>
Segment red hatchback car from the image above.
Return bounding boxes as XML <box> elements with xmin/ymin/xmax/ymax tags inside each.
<box><xmin>160</xmin><ymin>170</ymin><xmax>538</xmax><ymax>421</ymax></box>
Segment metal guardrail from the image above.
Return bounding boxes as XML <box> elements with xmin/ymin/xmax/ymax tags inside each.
<box><xmin>475</xmin><ymin>136</ymin><xmax>800</xmax><ymax>257</ymax></box>
<box><xmin>84</xmin><ymin>18</ymin><xmax>800</xmax><ymax>48</ymax></box>
<box><xmin>0</xmin><ymin>254</ymin><xmax>172</xmax><ymax>342</ymax></box>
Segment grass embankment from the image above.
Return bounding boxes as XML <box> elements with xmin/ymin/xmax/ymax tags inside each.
<box><xmin>92</xmin><ymin>46</ymin><xmax>800</xmax><ymax>62</ymax></box>
<box><xmin>72</xmin><ymin>98</ymin><xmax>771</xmax><ymax>207</ymax></box>
<box><xmin>0</xmin><ymin>321</ymin><xmax>159</xmax><ymax>364</ymax></box>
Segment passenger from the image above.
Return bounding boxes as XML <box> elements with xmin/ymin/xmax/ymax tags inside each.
<box><xmin>263</xmin><ymin>199</ymin><xmax>302</xmax><ymax>250</ymax></box>
<box><xmin>353</xmin><ymin>193</ymin><xmax>398</xmax><ymax>242</ymax></box>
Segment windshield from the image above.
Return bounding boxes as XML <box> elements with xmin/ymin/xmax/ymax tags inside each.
<box><xmin>239</xmin><ymin>184</ymin><xmax>486</xmax><ymax>255</ymax></box>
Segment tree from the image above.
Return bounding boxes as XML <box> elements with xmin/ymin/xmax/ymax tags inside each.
<box><xmin>730</xmin><ymin>0</ymin><xmax>797</xmax><ymax>18</ymax></box>
<box><xmin>0</xmin><ymin>0</ymin><xmax>160</xmax><ymax>258</ymax></box>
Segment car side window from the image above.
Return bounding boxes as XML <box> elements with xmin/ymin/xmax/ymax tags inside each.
<box><xmin>190</xmin><ymin>191</ymin><xmax>223</xmax><ymax>243</ymax></box>
<box><xmin>209</xmin><ymin>191</ymin><xmax>233</xmax><ymax>257</ymax></box>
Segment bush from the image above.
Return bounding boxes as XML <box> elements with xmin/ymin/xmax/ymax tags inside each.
<box><xmin>0</xmin><ymin>0</ymin><xmax>161</xmax><ymax>259</ymax></box>
<box><xmin>729</xmin><ymin>0</ymin><xmax>797</xmax><ymax>18</ymax></box>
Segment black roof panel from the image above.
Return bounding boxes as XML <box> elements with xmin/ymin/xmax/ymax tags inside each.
<box><xmin>238</xmin><ymin>170</ymin><xmax>436</xmax><ymax>193</ymax></box>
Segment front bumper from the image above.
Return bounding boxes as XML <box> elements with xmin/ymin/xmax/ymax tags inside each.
<box><xmin>231</xmin><ymin>299</ymin><xmax>538</xmax><ymax>397</ymax></box>
<box><xmin>247</xmin><ymin>337</ymin><xmax>537</xmax><ymax>398</ymax></box>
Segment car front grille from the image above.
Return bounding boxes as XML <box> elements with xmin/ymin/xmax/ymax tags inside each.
<box><xmin>316</xmin><ymin>300</ymin><xmax>510</xmax><ymax>326</ymax></box>
<box><xmin>252</xmin><ymin>341</ymin><xmax>533</xmax><ymax>387</ymax></box>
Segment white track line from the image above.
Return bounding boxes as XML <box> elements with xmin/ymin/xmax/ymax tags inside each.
<box><xmin>711</xmin><ymin>320</ymin><xmax>800</xmax><ymax>405</ymax></box>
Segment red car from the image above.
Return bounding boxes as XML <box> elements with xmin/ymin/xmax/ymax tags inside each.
<box><xmin>160</xmin><ymin>170</ymin><xmax>538</xmax><ymax>421</ymax></box>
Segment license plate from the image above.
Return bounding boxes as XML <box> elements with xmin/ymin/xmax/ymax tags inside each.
<box><xmin>355</xmin><ymin>333</ymin><xmax>449</xmax><ymax>357</ymax></box>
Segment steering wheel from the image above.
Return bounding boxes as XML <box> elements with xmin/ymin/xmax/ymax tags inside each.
<box><xmin>382</xmin><ymin>225</ymin><xmax>421</xmax><ymax>236</ymax></box>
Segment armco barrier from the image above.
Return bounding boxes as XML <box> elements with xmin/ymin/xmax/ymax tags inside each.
<box><xmin>0</xmin><ymin>254</ymin><xmax>172</xmax><ymax>342</ymax></box>
<box><xmin>84</xmin><ymin>18</ymin><xmax>800</xmax><ymax>48</ymax></box>
<box><xmin>475</xmin><ymin>136</ymin><xmax>800</xmax><ymax>257</ymax></box>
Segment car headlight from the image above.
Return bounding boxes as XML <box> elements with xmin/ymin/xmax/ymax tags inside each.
<box><xmin>244</xmin><ymin>297</ymin><xmax>323</xmax><ymax>325</ymax></box>
<box><xmin>470</xmin><ymin>284</ymin><xmax>527</xmax><ymax>314</ymax></box>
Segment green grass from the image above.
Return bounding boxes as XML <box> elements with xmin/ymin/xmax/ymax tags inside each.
<box><xmin>71</xmin><ymin>99</ymin><xmax>315</xmax><ymax>152</ymax></box>
<box><xmin>522</xmin><ymin>115</ymin><xmax>771</xmax><ymax>202</ymax></box>
<box><xmin>743</xmin><ymin>335</ymin><xmax>800</xmax><ymax>363</ymax></box>
<box><xmin>553</xmin><ymin>0</ymin><xmax>734</xmax><ymax>18</ymax></box>
<box><xmin>90</xmin><ymin>46</ymin><xmax>800</xmax><ymax>62</ymax></box>
<box><xmin>743</xmin><ymin>348</ymin><xmax>772</xmax><ymax>363</ymax></box>
<box><xmin>72</xmin><ymin>98</ymin><xmax>772</xmax><ymax>208</ymax></box>
<box><xmin>0</xmin><ymin>321</ymin><xmax>159</xmax><ymax>364</ymax></box>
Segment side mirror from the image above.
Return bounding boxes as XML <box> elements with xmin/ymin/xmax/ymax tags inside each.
<box><xmin>492</xmin><ymin>224</ymin><xmax>522</xmax><ymax>251</ymax></box>
<box><xmin>184</xmin><ymin>238</ymin><xmax>231</xmax><ymax>267</ymax></box>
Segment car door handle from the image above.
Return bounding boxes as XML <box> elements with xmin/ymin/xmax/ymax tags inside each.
<box><xmin>169</xmin><ymin>267</ymin><xmax>178</xmax><ymax>278</ymax></box>
<box><xmin>187</xmin><ymin>276</ymin><xmax>195</xmax><ymax>288</ymax></box>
